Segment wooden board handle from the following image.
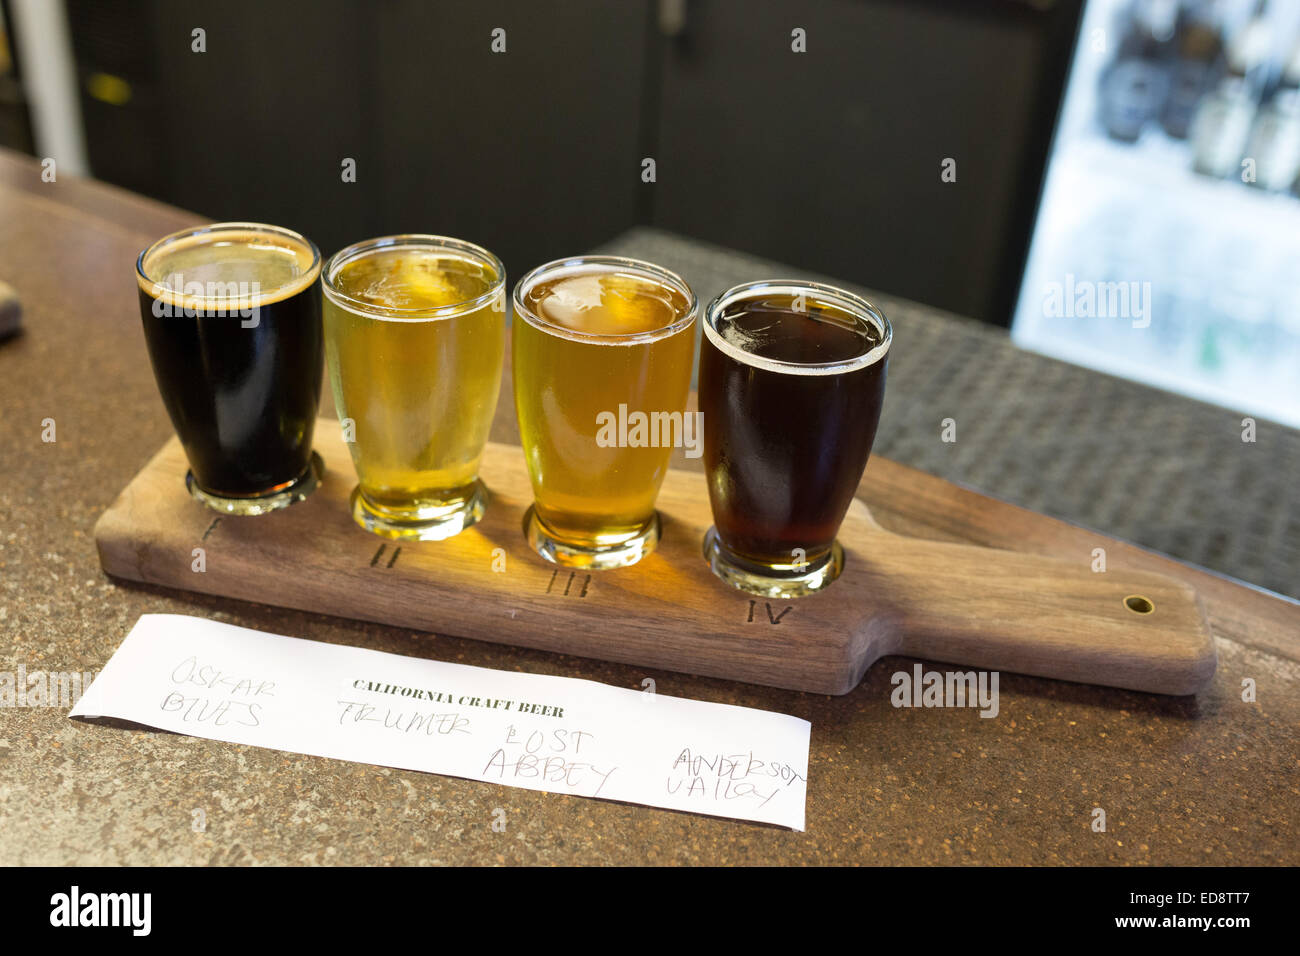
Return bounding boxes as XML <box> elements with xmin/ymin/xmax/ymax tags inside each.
<box><xmin>93</xmin><ymin>428</ymin><xmax>1218</xmax><ymax>697</ymax></box>
<box><xmin>842</xmin><ymin>525</ymin><xmax>1217</xmax><ymax>695</ymax></box>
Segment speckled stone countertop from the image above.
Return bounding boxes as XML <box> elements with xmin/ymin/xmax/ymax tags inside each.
<box><xmin>1</xmin><ymin>150</ymin><xmax>1296</xmax><ymax>865</ymax></box>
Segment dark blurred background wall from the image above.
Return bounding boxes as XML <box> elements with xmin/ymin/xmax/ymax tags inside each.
<box><xmin>1</xmin><ymin>0</ymin><xmax>1082</xmax><ymax>326</ymax></box>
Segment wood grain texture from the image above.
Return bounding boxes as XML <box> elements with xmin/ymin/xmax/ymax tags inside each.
<box><xmin>8</xmin><ymin>146</ymin><xmax>1299</xmax><ymax>865</ymax></box>
<box><xmin>853</xmin><ymin>455</ymin><xmax>1300</xmax><ymax>667</ymax></box>
<box><xmin>94</xmin><ymin>419</ymin><xmax>1216</xmax><ymax>696</ymax></box>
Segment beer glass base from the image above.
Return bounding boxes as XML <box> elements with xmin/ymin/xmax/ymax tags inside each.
<box><xmin>186</xmin><ymin>451</ymin><xmax>324</xmax><ymax>516</ymax></box>
<box><xmin>702</xmin><ymin>527</ymin><xmax>844</xmax><ymax>598</ymax></box>
<box><xmin>350</xmin><ymin>480</ymin><xmax>486</xmax><ymax>541</ymax></box>
<box><xmin>523</xmin><ymin>507</ymin><xmax>660</xmax><ymax>570</ymax></box>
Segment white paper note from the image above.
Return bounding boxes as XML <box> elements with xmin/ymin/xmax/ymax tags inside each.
<box><xmin>70</xmin><ymin>614</ymin><xmax>811</xmax><ymax>829</ymax></box>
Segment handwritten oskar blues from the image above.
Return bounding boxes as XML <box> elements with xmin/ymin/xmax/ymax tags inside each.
<box><xmin>595</xmin><ymin>404</ymin><xmax>703</xmax><ymax>459</ymax></box>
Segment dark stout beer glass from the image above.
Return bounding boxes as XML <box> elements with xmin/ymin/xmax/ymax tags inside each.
<box><xmin>698</xmin><ymin>280</ymin><xmax>891</xmax><ymax>597</ymax></box>
<box><xmin>136</xmin><ymin>222</ymin><xmax>324</xmax><ymax>514</ymax></box>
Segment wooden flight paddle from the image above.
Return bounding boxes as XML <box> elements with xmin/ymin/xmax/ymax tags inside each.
<box><xmin>94</xmin><ymin>418</ymin><xmax>1217</xmax><ymax>696</ymax></box>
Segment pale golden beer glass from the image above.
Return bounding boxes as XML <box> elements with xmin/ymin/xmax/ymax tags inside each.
<box><xmin>322</xmin><ymin>235</ymin><xmax>506</xmax><ymax>540</ymax></box>
<box><xmin>513</xmin><ymin>255</ymin><xmax>697</xmax><ymax>569</ymax></box>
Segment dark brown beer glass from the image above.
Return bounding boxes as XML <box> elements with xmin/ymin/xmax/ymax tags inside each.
<box><xmin>698</xmin><ymin>280</ymin><xmax>891</xmax><ymax>597</ymax></box>
<box><xmin>136</xmin><ymin>222</ymin><xmax>324</xmax><ymax>515</ymax></box>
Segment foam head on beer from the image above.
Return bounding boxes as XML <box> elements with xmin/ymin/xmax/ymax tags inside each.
<box><xmin>135</xmin><ymin>222</ymin><xmax>324</xmax><ymax>513</ymax></box>
<box><xmin>699</xmin><ymin>281</ymin><xmax>891</xmax><ymax>598</ymax></box>
<box><xmin>521</xmin><ymin>269</ymin><xmax>690</xmax><ymax>337</ymax></box>
<box><xmin>321</xmin><ymin>235</ymin><xmax>507</xmax><ymax>541</ymax></box>
<box><xmin>512</xmin><ymin>257</ymin><xmax>697</xmax><ymax>569</ymax></box>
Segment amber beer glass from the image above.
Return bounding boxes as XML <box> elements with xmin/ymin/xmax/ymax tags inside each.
<box><xmin>136</xmin><ymin>222</ymin><xmax>324</xmax><ymax>514</ymax></box>
<box><xmin>699</xmin><ymin>280</ymin><xmax>891</xmax><ymax>597</ymax></box>
<box><xmin>513</xmin><ymin>256</ymin><xmax>697</xmax><ymax>569</ymax></box>
<box><xmin>322</xmin><ymin>235</ymin><xmax>506</xmax><ymax>540</ymax></box>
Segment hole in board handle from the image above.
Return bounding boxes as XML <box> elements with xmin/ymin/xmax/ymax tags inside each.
<box><xmin>1124</xmin><ymin>595</ymin><xmax>1155</xmax><ymax>615</ymax></box>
